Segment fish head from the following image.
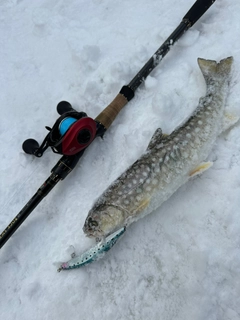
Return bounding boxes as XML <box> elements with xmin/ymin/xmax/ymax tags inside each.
<box><xmin>83</xmin><ymin>203</ymin><xmax>125</xmax><ymax>238</ymax></box>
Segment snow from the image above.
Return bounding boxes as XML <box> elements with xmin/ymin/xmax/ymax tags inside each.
<box><xmin>0</xmin><ymin>0</ymin><xmax>240</xmax><ymax>319</ymax></box>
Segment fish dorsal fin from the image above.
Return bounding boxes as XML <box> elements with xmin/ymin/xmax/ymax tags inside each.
<box><xmin>146</xmin><ymin>128</ymin><xmax>167</xmax><ymax>151</ymax></box>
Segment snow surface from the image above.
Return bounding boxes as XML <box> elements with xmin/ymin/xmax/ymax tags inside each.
<box><xmin>0</xmin><ymin>0</ymin><xmax>240</xmax><ymax>319</ymax></box>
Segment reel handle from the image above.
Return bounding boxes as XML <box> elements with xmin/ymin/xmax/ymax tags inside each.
<box><xmin>22</xmin><ymin>139</ymin><xmax>41</xmax><ymax>157</ymax></box>
<box><xmin>57</xmin><ymin>101</ymin><xmax>75</xmax><ymax>115</ymax></box>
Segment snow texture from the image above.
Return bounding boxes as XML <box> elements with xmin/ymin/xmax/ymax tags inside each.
<box><xmin>0</xmin><ymin>0</ymin><xmax>240</xmax><ymax>320</ymax></box>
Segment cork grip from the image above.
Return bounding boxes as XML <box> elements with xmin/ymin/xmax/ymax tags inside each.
<box><xmin>95</xmin><ymin>93</ymin><xmax>128</xmax><ymax>129</ymax></box>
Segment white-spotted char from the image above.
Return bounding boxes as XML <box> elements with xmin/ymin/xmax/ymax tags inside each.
<box><xmin>83</xmin><ymin>57</ymin><xmax>234</xmax><ymax>239</ymax></box>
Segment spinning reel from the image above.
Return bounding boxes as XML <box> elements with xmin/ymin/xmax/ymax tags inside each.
<box><xmin>22</xmin><ymin>101</ymin><xmax>101</xmax><ymax>157</ymax></box>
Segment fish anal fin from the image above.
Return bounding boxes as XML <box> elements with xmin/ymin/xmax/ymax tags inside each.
<box><xmin>147</xmin><ymin>128</ymin><xmax>168</xmax><ymax>151</ymax></box>
<box><xmin>223</xmin><ymin>112</ymin><xmax>239</xmax><ymax>132</ymax></box>
<box><xmin>189</xmin><ymin>161</ymin><xmax>213</xmax><ymax>177</ymax></box>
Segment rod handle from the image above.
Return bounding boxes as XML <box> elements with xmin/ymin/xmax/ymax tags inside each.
<box><xmin>95</xmin><ymin>93</ymin><xmax>128</xmax><ymax>129</ymax></box>
<box><xmin>183</xmin><ymin>0</ymin><xmax>216</xmax><ymax>27</ymax></box>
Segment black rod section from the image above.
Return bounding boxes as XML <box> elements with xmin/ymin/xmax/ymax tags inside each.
<box><xmin>128</xmin><ymin>0</ymin><xmax>216</xmax><ymax>92</ymax></box>
<box><xmin>0</xmin><ymin>152</ymin><xmax>83</xmax><ymax>249</ymax></box>
<box><xmin>0</xmin><ymin>176</ymin><xmax>59</xmax><ymax>249</ymax></box>
<box><xmin>128</xmin><ymin>21</ymin><xmax>189</xmax><ymax>91</ymax></box>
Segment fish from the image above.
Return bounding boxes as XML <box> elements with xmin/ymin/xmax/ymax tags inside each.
<box><xmin>83</xmin><ymin>56</ymin><xmax>236</xmax><ymax>239</ymax></box>
<box><xmin>58</xmin><ymin>227</ymin><xmax>126</xmax><ymax>271</ymax></box>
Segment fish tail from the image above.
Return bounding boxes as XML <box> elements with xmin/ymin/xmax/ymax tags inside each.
<box><xmin>197</xmin><ymin>56</ymin><xmax>233</xmax><ymax>85</ymax></box>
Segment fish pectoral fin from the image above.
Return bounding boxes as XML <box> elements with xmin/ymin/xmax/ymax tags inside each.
<box><xmin>189</xmin><ymin>161</ymin><xmax>213</xmax><ymax>177</ymax></box>
<box><xmin>136</xmin><ymin>198</ymin><xmax>150</xmax><ymax>213</ymax></box>
<box><xmin>147</xmin><ymin>128</ymin><xmax>168</xmax><ymax>151</ymax></box>
<box><xmin>223</xmin><ymin>112</ymin><xmax>239</xmax><ymax>132</ymax></box>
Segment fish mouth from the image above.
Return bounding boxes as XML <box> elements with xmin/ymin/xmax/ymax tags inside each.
<box><xmin>83</xmin><ymin>224</ymin><xmax>104</xmax><ymax>238</ymax></box>
<box><xmin>83</xmin><ymin>203</ymin><xmax>127</xmax><ymax>239</ymax></box>
<box><xmin>85</xmin><ymin>231</ymin><xmax>104</xmax><ymax>240</ymax></box>
<box><xmin>85</xmin><ymin>231</ymin><xmax>98</xmax><ymax>238</ymax></box>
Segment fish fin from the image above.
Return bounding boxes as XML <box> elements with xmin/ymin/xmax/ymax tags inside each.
<box><xmin>189</xmin><ymin>161</ymin><xmax>213</xmax><ymax>177</ymax></box>
<box><xmin>136</xmin><ymin>198</ymin><xmax>150</xmax><ymax>213</ymax></box>
<box><xmin>197</xmin><ymin>57</ymin><xmax>233</xmax><ymax>85</ymax></box>
<box><xmin>223</xmin><ymin>112</ymin><xmax>239</xmax><ymax>131</ymax></box>
<box><xmin>147</xmin><ymin>128</ymin><xmax>168</xmax><ymax>150</ymax></box>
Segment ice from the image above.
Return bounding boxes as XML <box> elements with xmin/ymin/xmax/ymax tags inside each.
<box><xmin>1</xmin><ymin>0</ymin><xmax>240</xmax><ymax>319</ymax></box>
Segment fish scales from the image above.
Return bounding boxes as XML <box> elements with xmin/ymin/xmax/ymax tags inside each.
<box><xmin>83</xmin><ymin>57</ymin><xmax>233</xmax><ymax>239</ymax></box>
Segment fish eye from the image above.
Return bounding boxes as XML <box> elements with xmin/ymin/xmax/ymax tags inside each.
<box><xmin>88</xmin><ymin>218</ymin><xmax>98</xmax><ymax>228</ymax></box>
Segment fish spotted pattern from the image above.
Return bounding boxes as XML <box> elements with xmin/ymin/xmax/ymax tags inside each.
<box><xmin>83</xmin><ymin>57</ymin><xmax>234</xmax><ymax>239</ymax></box>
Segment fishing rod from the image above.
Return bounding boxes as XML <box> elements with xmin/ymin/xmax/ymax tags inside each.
<box><xmin>0</xmin><ymin>0</ymin><xmax>216</xmax><ymax>249</ymax></box>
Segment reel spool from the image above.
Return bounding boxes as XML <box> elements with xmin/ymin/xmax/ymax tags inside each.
<box><xmin>22</xmin><ymin>101</ymin><xmax>97</xmax><ymax>157</ymax></box>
